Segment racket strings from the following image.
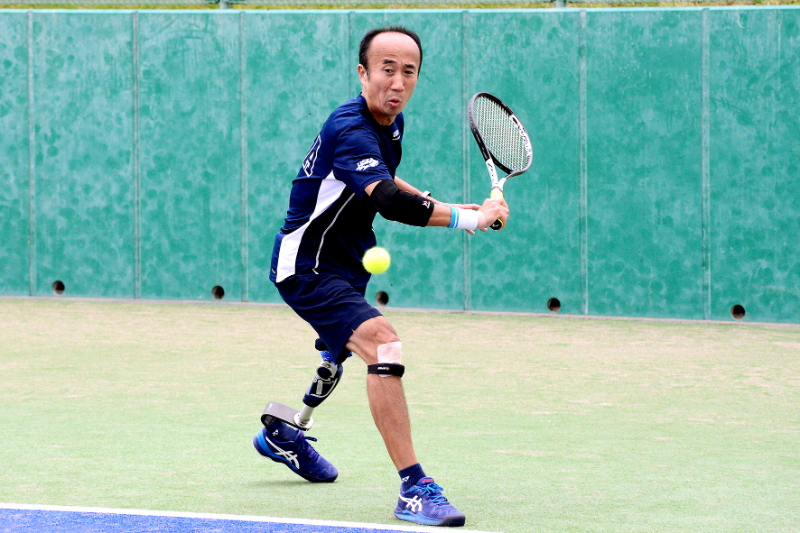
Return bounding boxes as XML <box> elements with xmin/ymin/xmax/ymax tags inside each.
<box><xmin>472</xmin><ymin>97</ymin><xmax>529</xmax><ymax>172</ymax></box>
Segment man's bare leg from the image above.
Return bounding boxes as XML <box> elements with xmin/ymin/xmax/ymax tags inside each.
<box><xmin>348</xmin><ymin>315</ymin><xmax>465</xmax><ymax>527</ymax></box>
<box><xmin>346</xmin><ymin>316</ymin><xmax>418</xmax><ymax>470</ymax></box>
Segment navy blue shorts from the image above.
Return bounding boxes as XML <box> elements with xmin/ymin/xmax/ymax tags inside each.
<box><xmin>276</xmin><ymin>273</ymin><xmax>382</xmax><ymax>362</ymax></box>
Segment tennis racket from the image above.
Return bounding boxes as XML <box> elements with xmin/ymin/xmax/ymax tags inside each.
<box><xmin>468</xmin><ymin>92</ymin><xmax>533</xmax><ymax>230</ymax></box>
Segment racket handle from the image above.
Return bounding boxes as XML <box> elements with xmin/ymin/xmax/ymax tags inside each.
<box><xmin>490</xmin><ymin>188</ymin><xmax>505</xmax><ymax>231</ymax></box>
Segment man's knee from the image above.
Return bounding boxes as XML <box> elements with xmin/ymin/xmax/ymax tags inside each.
<box><xmin>369</xmin><ymin>317</ymin><xmax>401</xmax><ymax>346</ymax></box>
<box><xmin>348</xmin><ymin>316</ymin><xmax>400</xmax><ymax>362</ymax></box>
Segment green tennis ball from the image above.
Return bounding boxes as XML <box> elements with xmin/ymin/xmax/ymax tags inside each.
<box><xmin>363</xmin><ymin>247</ymin><xmax>391</xmax><ymax>275</ymax></box>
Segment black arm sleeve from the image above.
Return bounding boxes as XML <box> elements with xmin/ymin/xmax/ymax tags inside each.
<box><xmin>369</xmin><ymin>179</ymin><xmax>435</xmax><ymax>227</ymax></box>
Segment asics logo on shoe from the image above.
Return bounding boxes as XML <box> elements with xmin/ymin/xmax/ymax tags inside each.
<box><xmin>272</xmin><ymin>430</ymin><xmax>279</xmax><ymax>436</ymax></box>
<box><xmin>400</xmin><ymin>495</ymin><xmax>423</xmax><ymax>513</ymax></box>
<box><xmin>264</xmin><ymin>434</ymin><xmax>299</xmax><ymax>468</ymax></box>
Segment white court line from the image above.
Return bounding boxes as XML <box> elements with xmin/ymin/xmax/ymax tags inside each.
<box><xmin>0</xmin><ymin>503</ymin><xmax>502</xmax><ymax>533</ymax></box>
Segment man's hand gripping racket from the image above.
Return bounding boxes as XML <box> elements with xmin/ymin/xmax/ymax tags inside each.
<box><xmin>468</xmin><ymin>92</ymin><xmax>533</xmax><ymax>230</ymax></box>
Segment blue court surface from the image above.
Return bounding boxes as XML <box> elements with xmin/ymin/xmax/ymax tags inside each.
<box><xmin>0</xmin><ymin>504</ymin><xmax>497</xmax><ymax>533</ymax></box>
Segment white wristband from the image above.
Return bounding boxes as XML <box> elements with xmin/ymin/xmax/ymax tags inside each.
<box><xmin>448</xmin><ymin>207</ymin><xmax>479</xmax><ymax>230</ymax></box>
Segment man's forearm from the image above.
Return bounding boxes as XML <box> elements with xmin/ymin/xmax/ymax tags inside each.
<box><xmin>393</xmin><ymin>175</ymin><xmax>425</xmax><ymax>197</ymax></box>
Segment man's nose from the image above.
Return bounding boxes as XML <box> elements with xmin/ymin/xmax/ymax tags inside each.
<box><xmin>390</xmin><ymin>73</ymin><xmax>405</xmax><ymax>91</ymax></box>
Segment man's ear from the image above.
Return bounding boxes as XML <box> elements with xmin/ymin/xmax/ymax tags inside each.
<box><xmin>357</xmin><ymin>64</ymin><xmax>369</xmax><ymax>83</ymax></box>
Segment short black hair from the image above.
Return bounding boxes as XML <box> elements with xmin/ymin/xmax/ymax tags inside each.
<box><xmin>359</xmin><ymin>26</ymin><xmax>423</xmax><ymax>75</ymax></box>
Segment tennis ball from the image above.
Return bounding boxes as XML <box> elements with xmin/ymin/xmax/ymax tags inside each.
<box><xmin>363</xmin><ymin>247</ymin><xmax>391</xmax><ymax>275</ymax></box>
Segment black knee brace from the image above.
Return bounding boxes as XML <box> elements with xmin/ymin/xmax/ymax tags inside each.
<box><xmin>367</xmin><ymin>363</ymin><xmax>405</xmax><ymax>378</ymax></box>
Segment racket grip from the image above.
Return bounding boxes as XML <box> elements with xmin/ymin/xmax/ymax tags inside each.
<box><xmin>490</xmin><ymin>188</ymin><xmax>505</xmax><ymax>231</ymax></box>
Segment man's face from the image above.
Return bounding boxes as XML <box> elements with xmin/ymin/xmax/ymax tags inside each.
<box><xmin>358</xmin><ymin>32</ymin><xmax>420</xmax><ymax>126</ymax></box>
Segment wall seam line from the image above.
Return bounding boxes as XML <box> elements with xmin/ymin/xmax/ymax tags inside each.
<box><xmin>133</xmin><ymin>11</ymin><xmax>141</xmax><ymax>300</ymax></box>
<box><xmin>462</xmin><ymin>9</ymin><xmax>471</xmax><ymax>312</ymax></box>
<box><xmin>701</xmin><ymin>8</ymin><xmax>711</xmax><ymax>320</ymax></box>
<box><xmin>348</xmin><ymin>11</ymin><xmax>355</xmax><ymax>98</ymax></box>
<box><xmin>239</xmin><ymin>12</ymin><xmax>249</xmax><ymax>303</ymax></box>
<box><xmin>27</xmin><ymin>10</ymin><xmax>36</xmax><ymax>297</ymax></box>
<box><xmin>579</xmin><ymin>9</ymin><xmax>588</xmax><ymax>316</ymax></box>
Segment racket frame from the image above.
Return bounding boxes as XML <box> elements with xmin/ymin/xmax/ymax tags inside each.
<box><xmin>468</xmin><ymin>92</ymin><xmax>533</xmax><ymax>229</ymax></box>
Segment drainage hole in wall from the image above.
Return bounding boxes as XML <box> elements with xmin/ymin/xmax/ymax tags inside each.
<box><xmin>731</xmin><ymin>304</ymin><xmax>745</xmax><ymax>320</ymax></box>
<box><xmin>52</xmin><ymin>280</ymin><xmax>65</xmax><ymax>295</ymax></box>
<box><xmin>212</xmin><ymin>286</ymin><xmax>225</xmax><ymax>300</ymax></box>
<box><xmin>547</xmin><ymin>298</ymin><xmax>561</xmax><ymax>313</ymax></box>
<box><xmin>375</xmin><ymin>291</ymin><xmax>389</xmax><ymax>306</ymax></box>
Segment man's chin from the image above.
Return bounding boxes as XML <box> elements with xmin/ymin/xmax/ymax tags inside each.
<box><xmin>371</xmin><ymin>105</ymin><xmax>404</xmax><ymax>125</ymax></box>
<box><xmin>385</xmin><ymin>106</ymin><xmax>404</xmax><ymax>117</ymax></box>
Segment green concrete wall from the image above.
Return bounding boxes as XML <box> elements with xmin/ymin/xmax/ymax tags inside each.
<box><xmin>0</xmin><ymin>7</ymin><xmax>798</xmax><ymax>323</ymax></box>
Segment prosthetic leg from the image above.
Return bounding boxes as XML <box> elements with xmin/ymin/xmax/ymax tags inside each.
<box><xmin>261</xmin><ymin>339</ymin><xmax>350</xmax><ymax>431</ymax></box>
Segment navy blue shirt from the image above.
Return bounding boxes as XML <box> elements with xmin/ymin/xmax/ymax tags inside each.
<box><xmin>270</xmin><ymin>95</ymin><xmax>403</xmax><ymax>287</ymax></box>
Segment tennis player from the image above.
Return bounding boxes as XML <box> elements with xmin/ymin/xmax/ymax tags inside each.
<box><xmin>253</xmin><ymin>26</ymin><xmax>508</xmax><ymax>527</ymax></box>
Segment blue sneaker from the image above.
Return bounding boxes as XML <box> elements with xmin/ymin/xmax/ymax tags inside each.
<box><xmin>394</xmin><ymin>477</ymin><xmax>466</xmax><ymax>527</ymax></box>
<box><xmin>253</xmin><ymin>422</ymin><xmax>338</xmax><ymax>483</ymax></box>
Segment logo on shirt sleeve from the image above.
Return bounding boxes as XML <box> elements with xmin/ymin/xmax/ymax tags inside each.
<box><xmin>302</xmin><ymin>135</ymin><xmax>322</xmax><ymax>177</ymax></box>
<box><xmin>356</xmin><ymin>158</ymin><xmax>379</xmax><ymax>172</ymax></box>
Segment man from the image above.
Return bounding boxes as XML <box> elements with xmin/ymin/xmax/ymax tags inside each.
<box><xmin>253</xmin><ymin>26</ymin><xmax>509</xmax><ymax>527</ymax></box>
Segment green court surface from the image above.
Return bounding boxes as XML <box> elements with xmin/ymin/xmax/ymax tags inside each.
<box><xmin>1</xmin><ymin>298</ymin><xmax>798</xmax><ymax>532</ymax></box>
